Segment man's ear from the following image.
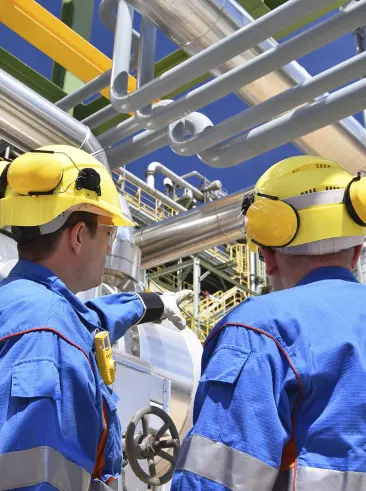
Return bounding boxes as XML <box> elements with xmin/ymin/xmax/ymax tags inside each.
<box><xmin>69</xmin><ymin>222</ymin><xmax>86</xmax><ymax>255</ymax></box>
<box><xmin>260</xmin><ymin>247</ymin><xmax>278</xmax><ymax>276</ymax></box>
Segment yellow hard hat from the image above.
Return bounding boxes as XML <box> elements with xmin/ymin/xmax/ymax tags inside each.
<box><xmin>0</xmin><ymin>145</ymin><xmax>134</xmax><ymax>228</ymax></box>
<box><xmin>242</xmin><ymin>155</ymin><xmax>366</xmax><ymax>253</ymax></box>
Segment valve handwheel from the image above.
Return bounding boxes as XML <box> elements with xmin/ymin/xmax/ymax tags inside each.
<box><xmin>124</xmin><ymin>405</ymin><xmax>180</xmax><ymax>486</ymax></box>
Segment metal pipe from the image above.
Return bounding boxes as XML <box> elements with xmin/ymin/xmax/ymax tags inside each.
<box><xmin>0</xmin><ymin>69</ymin><xmax>108</xmax><ymax>168</ymax></box>
<box><xmin>107</xmin><ymin>128</ymin><xmax>169</xmax><ymax>168</ymax></box>
<box><xmin>111</xmin><ymin>0</ymin><xmax>338</xmax><ymax>113</ymax></box>
<box><xmin>136</xmin><ymin>189</ymin><xmax>251</xmax><ymax>269</ymax></box>
<box><xmin>145</xmin><ymin>162</ymin><xmax>205</xmax><ymax>201</ymax></box>
<box><xmin>353</xmin><ymin>10</ymin><xmax>366</xmax><ymax>128</ymax></box>
<box><xmin>200</xmin><ymin>77</ymin><xmax>366</xmax><ymax>172</ymax></box>
<box><xmin>127</xmin><ymin>0</ymin><xmax>366</xmax><ymax>176</ymax></box>
<box><xmin>138</xmin><ymin>0</ymin><xmax>366</xmax><ymax>131</ymax></box>
<box><xmin>110</xmin><ymin>0</ymin><xmax>134</xmax><ymax>107</ymax></box>
<box><xmin>97</xmin><ymin>99</ymin><xmax>173</xmax><ymax>147</ymax></box>
<box><xmin>97</xmin><ymin>116</ymin><xmax>142</xmax><ymax>148</ymax></box>
<box><xmin>99</xmin><ymin>0</ymin><xmax>140</xmax><ymax>70</ymax></box>
<box><xmin>116</xmin><ymin>168</ymin><xmax>187</xmax><ymax>213</ymax></box>
<box><xmin>56</xmin><ymin>69</ymin><xmax>112</xmax><ymax>111</ymax></box>
<box><xmin>169</xmin><ymin>51</ymin><xmax>366</xmax><ymax>156</ymax></box>
<box><xmin>135</xmin><ymin>17</ymin><xmax>157</xmax><ymax>120</ymax></box>
<box><xmin>82</xmin><ymin>104</ymin><xmax>118</xmax><ymax>130</ymax></box>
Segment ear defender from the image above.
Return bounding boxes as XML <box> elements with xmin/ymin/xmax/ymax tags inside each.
<box><xmin>343</xmin><ymin>174</ymin><xmax>366</xmax><ymax>227</ymax></box>
<box><xmin>7</xmin><ymin>151</ymin><xmax>63</xmax><ymax>196</ymax></box>
<box><xmin>242</xmin><ymin>192</ymin><xmax>300</xmax><ymax>248</ymax></box>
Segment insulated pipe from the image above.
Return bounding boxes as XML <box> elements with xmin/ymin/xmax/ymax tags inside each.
<box><xmin>82</xmin><ymin>104</ymin><xmax>118</xmax><ymax>130</ymax></box>
<box><xmin>200</xmin><ymin>77</ymin><xmax>366</xmax><ymax>172</ymax></box>
<box><xmin>116</xmin><ymin>168</ymin><xmax>187</xmax><ymax>213</ymax></box>
<box><xmin>169</xmin><ymin>51</ymin><xmax>366</xmax><ymax>156</ymax></box>
<box><xmin>0</xmin><ymin>69</ymin><xmax>108</xmax><ymax>168</ymax></box>
<box><xmin>110</xmin><ymin>0</ymin><xmax>338</xmax><ymax>113</ymax></box>
<box><xmin>127</xmin><ymin>0</ymin><xmax>366</xmax><ymax>175</ymax></box>
<box><xmin>136</xmin><ymin>189</ymin><xmax>250</xmax><ymax>269</ymax></box>
<box><xmin>98</xmin><ymin>100</ymin><xmax>173</xmax><ymax>148</ymax></box>
<box><xmin>106</xmin><ymin>128</ymin><xmax>169</xmax><ymax>168</ymax></box>
<box><xmin>145</xmin><ymin>162</ymin><xmax>205</xmax><ymax>201</ymax></box>
<box><xmin>136</xmin><ymin>0</ymin><xmax>366</xmax><ymax>131</ymax></box>
<box><xmin>98</xmin><ymin>116</ymin><xmax>142</xmax><ymax>148</ymax></box>
<box><xmin>56</xmin><ymin>69</ymin><xmax>112</xmax><ymax>111</ymax></box>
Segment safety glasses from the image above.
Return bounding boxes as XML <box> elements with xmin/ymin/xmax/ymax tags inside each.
<box><xmin>96</xmin><ymin>216</ymin><xmax>117</xmax><ymax>248</ymax></box>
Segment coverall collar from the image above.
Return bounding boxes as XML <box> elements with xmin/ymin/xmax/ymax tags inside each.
<box><xmin>8</xmin><ymin>260</ymin><xmax>100</xmax><ymax>329</ymax></box>
<box><xmin>296</xmin><ymin>266</ymin><xmax>358</xmax><ymax>287</ymax></box>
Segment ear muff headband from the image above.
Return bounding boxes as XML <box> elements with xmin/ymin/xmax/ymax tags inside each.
<box><xmin>243</xmin><ymin>192</ymin><xmax>300</xmax><ymax>248</ymax></box>
<box><xmin>343</xmin><ymin>174</ymin><xmax>366</xmax><ymax>226</ymax></box>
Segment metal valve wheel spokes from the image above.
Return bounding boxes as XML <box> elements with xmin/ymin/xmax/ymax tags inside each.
<box><xmin>124</xmin><ymin>405</ymin><xmax>180</xmax><ymax>487</ymax></box>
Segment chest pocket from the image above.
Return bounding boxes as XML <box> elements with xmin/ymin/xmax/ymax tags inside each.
<box><xmin>94</xmin><ymin>381</ymin><xmax>122</xmax><ymax>482</ymax></box>
<box><xmin>11</xmin><ymin>358</ymin><xmax>61</xmax><ymax>400</ymax></box>
<box><xmin>195</xmin><ymin>347</ymin><xmax>251</xmax><ymax>441</ymax></box>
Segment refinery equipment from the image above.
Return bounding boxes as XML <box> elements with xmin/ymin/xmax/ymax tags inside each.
<box><xmin>0</xmin><ymin>0</ymin><xmax>365</xmax><ymax>488</ymax></box>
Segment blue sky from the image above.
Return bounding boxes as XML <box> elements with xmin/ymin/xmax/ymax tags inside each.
<box><xmin>1</xmin><ymin>0</ymin><xmax>363</xmax><ymax>194</ymax></box>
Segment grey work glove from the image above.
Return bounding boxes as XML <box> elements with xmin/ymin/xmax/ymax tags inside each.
<box><xmin>159</xmin><ymin>290</ymin><xmax>194</xmax><ymax>330</ymax></box>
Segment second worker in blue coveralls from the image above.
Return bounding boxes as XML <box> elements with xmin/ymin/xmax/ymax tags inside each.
<box><xmin>172</xmin><ymin>155</ymin><xmax>366</xmax><ymax>491</ymax></box>
<box><xmin>0</xmin><ymin>145</ymin><xmax>191</xmax><ymax>490</ymax></box>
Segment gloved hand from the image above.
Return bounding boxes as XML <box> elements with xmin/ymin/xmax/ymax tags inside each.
<box><xmin>159</xmin><ymin>290</ymin><xmax>194</xmax><ymax>330</ymax></box>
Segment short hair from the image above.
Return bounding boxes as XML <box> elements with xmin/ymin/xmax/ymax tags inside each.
<box><xmin>15</xmin><ymin>211</ymin><xmax>98</xmax><ymax>262</ymax></box>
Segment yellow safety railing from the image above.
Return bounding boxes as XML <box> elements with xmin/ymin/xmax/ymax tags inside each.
<box><xmin>116</xmin><ymin>176</ymin><xmax>179</xmax><ymax>221</ymax></box>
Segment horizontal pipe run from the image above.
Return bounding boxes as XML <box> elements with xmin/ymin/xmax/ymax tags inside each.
<box><xmin>138</xmin><ymin>0</ymin><xmax>366</xmax><ymax>130</ymax></box>
<box><xmin>136</xmin><ymin>189</ymin><xmax>251</xmax><ymax>269</ymax></box>
<box><xmin>97</xmin><ymin>116</ymin><xmax>142</xmax><ymax>147</ymax></box>
<box><xmin>116</xmin><ymin>169</ymin><xmax>187</xmax><ymax>213</ymax></box>
<box><xmin>107</xmin><ymin>128</ymin><xmax>169</xmax><ymax>168</ymax></box>
<box><xmin>0</xmin><ymin>69</ymin><xmax>108</xmax><ymax>168</ymax></box>
<box><xmin>56</xmin><ymin>69</ymin><xmax>112</xmax><ymax>111</ymax></box>
<box><xmin>111</xmin><ymin>0</ymin><xmax>338</xmax><ymax>113</ymax></box>
<box><xmin>82</xmin><ymin>104</ymin><xmax>118</xmax><ymax>129</ymax></box>
<box><xmin>169</xmin><ymin>51</ymin><xmax>366</xmax><ymax>156</ymax></box>
<box><xmin>200</xmin><ymin>77</ymin><xmax>366</xmax><ymax>172</ymax></box>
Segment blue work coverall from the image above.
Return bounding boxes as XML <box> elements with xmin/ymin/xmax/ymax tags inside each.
<box><xmin>0</xmin><ymin>260</ymin><xmax>162</xmax><ymax>490</ymax></box>
<box><xmin>172</xmin><ymin>266</ymin><xmax>366</xmax><ymax>491</ymax></box>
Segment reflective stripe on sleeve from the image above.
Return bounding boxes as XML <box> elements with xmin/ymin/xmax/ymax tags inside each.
<box><xmin>89</xmin><ymin>480</ymin><xmax>113</xmax><ymax>490</ymax></box>
<box><xmin>296</xmin><ymin>465</ymin><xmax>366</xmax><ymax>491</ymax></box>
<box><xmin>175</xmin><ymin>434</ymin><xmax>279</xmax><ymax>490</ymax></box>
<box><xmin>0</xmin><ymin>446</ymin><xmax>91</xmax><ymax>491</ymax></box>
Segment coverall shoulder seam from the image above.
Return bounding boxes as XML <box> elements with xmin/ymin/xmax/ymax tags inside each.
<box><xmin>0</xmin><ymin>327</ymin><xmax>91</xmax><ymax>365</ymax></box>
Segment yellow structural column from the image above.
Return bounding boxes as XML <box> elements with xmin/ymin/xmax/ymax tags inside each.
<box><xmin>0</xmin><ymin>0</ymin><xmax>137</xmax><ymax>99</ymax></box>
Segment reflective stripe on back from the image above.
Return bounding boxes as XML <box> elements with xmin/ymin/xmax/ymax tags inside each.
<box><xmin>175</xmin><ymin>434</ymin><xmax>279</xmax><ymax>490</ymax></box>
<box><xmin>296</xmin><ymin>466</ymin><xmax>366</xmax><ymax>491</ymax></box>
<box><xmin>0</xmin><ymin>446</ymin><xmax>91</xmax><ymax>491</ymax></box>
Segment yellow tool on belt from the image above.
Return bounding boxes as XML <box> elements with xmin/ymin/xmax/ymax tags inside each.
<box><xmin>95</xmin><ymin>331</ymin><xmax>116</xmax><ymax>386</ymax></box>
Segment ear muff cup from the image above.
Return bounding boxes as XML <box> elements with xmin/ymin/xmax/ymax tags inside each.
<box><xmin>245</xmin><ymin>197</ymin><xmax>300</xmax><ymax>248</ymax></box>
<box><xmin>7</xmin><ymin>152</ymin><xmax>63</xmax><ymax>196</ymax></box>
<box><xmin>344</xmin><ymin>176</ymin><xmax>366</xmax><ymax>227</ymax></box>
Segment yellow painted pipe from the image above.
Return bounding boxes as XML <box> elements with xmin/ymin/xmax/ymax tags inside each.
<box><xmin>0</xmin><ymin>0</ymin><xmax>137</xmax><ymax>100</ymax></box>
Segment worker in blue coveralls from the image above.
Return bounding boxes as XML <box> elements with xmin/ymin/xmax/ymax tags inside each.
<box><xmin>171</xmin><ymin>155</ymin><xmax>366</xmax><ymax>491</ymax></box>
<box><xmin>0</xmin><ymin>145</ymin><xmax>190</xmax><ymax>490</ymax></box>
